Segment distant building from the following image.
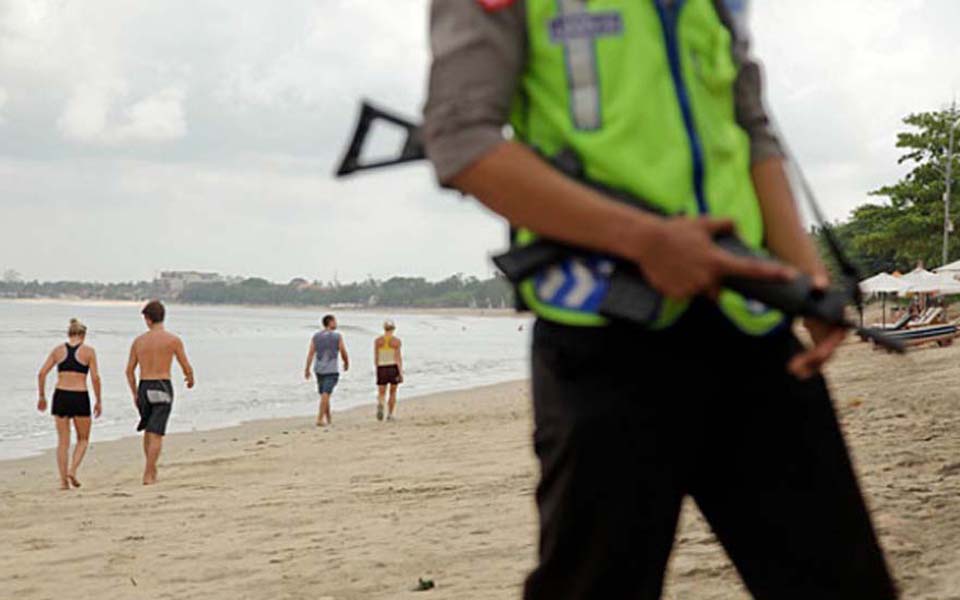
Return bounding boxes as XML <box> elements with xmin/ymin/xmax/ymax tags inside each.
<box><xmin>156</xmin><ymin>271</ymin><xmax>223</xmax><ymax>297</ymax></box>
<box><xmin>330</xmin><ymin>302</ymin><xmax>366</xmax><ymax>309</ymax></box>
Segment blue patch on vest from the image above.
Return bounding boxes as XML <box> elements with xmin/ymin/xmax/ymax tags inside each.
<box><xmin>549</xmin><ymin>12</ymin><xmax>623</xmax><ymax>43</ymax></box>
<box><xmin>744</xmin><ymin>298</ymin><xmax>770</xmax><ymax>316</ymax></box>
<box><xmin>535</xmin><ymin>258</ymin><xmax>613</xmax><ymax>312</ymax></box>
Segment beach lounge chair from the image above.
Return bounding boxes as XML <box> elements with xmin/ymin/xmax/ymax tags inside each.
<box><xmin>909</xmin><ymin>306</ymin><xmax>943</xmax><ymax>327</ymax></box>
<box><xmin>871</xmin><ymin>311</ymin><xmax>912</xmax><ymax>331</ymax></box>
<box><xmin>872</xmin><ymin>322</ymin><xmax>959</xmax><ymax>351</ymax></box>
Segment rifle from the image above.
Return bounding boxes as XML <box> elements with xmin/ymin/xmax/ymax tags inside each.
<box><xmin>335</xmin><ymin>101</ymin><xmax>904</xmax><ymax>352</ymax></box>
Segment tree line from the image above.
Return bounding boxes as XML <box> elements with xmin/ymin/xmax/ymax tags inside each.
<box><xmin>0</xmin><ymin>279</ymin><xmax>163</xmax><ymax>300</ymax></box>
<box><xmin>0</xmin><ymin>274</ymin><xmax>514</xmax><ymax>309</ymax></box>
<box><xmin>178</xmin><ymin>274</ymin><xmax>513</xmax><ymax>308</ymax></box>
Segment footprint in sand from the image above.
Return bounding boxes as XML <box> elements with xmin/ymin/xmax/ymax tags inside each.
<box><xmin>22</xmin><ymin>538</ymin><xmax>54</xmax><ymax>551</ymax></box>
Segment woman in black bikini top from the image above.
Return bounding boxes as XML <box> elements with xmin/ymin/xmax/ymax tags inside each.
<box><xmin>36</xmin><ymin>318</ymin><xmax>103</xmax><ymax>490</ymax></box>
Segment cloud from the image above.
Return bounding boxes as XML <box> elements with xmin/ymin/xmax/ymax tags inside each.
<box><xmin>0</xmin><ymin>155</ymin><xmax>503</xmax><ymax>283</ymax></box>
<box><xmin>2</xmin><ymin>0</ymin><xmax>959</xmax><ymax>281</ymax></box>
<box><xmin>0</xmin><ymin>88</ymin><xmax>7</xmax><ymax>124</ymax></box>
<box><xmin>58</xmin><ymin>83</ymin><xmax>187</xmax><ymax>144</ymax></box>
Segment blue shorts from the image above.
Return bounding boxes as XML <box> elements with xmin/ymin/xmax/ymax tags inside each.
<box><xmin>316</xmin><ymin>373</ymin><xmax>339</xmax><ymax>394</ymax></box>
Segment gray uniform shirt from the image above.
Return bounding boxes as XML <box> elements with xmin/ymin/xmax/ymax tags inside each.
<box><xmin>423</xmin><ymin>0</ymin><xmax>783</xmax><ymax>184</ymax></box>
<box><xmin>312</xmin><ymin>330</ymin><xmax>341</xmax><ymax>375</ymax></box>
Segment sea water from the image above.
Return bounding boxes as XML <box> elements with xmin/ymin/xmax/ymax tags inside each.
<box><xmin>0</xmin><ymin>300</ymin><xmax>532</xmax><ymax>460</ymax></box>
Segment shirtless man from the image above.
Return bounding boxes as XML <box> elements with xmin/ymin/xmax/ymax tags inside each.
<box><xmin>125</xmin><ymin>300</ymin><xmax>194</xmax><ymax>485</ymax></box>
<box><xmin>374</xmin><ymin>319</ymin><xmax>403</xmax><ymax>421</ymax></box>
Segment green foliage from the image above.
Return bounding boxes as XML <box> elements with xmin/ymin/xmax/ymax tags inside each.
<box><xmin>0</xmin><ymin>279</ymin><xmax>160</xmax><ymax>300</ymax></box>
<box><xmin>178</xmin><ymin>274</ymin><xmax>513</xmax><ymax>308</ymax></box>
<box><xmin>820</xmin><ymin>108</ymin><xmax>960</xmax><ymax>273</ymax></box>
<box><xmin>0</xmin><ymin>274</ymin><xmax>514</xmax><ymax>309</ymax></box>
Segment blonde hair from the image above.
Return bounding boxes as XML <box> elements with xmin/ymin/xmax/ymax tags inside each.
<box><xmin>68</xmin><ymin>318</ymin><xmax>87</xmax><ymax>337</ymax></box>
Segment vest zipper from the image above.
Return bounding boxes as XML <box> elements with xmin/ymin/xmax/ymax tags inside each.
<box><xmin>653</xmin><ymin>0</ymin><xmax>708</xmax><ymax>215</ymax></box>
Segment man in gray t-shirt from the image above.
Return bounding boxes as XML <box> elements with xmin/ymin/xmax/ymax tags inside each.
<box><xmin>303</xmin><ymin>314</ymin><xmax>350</xmax><ymax>426</ymax></box>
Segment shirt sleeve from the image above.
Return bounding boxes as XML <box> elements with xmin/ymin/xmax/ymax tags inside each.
<box><xmin>715</xmin><ymin>1</ymin><xmax>785</xmax><ymax>164</ymax></box>
<box><xmin>422</xmin><ymin>0</ymin><xmax>527</xmax><ymax>184</ymax></box>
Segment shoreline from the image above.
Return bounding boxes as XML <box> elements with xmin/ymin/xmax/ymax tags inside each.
<box><xmin>0</xmin><ymin>377</ymin><xmax>529</xmax><ymax>464</ymax></box>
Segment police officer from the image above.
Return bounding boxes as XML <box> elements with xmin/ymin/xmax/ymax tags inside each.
<box><xmin>423</xmin><ymin>1</ymin><xmax>897</xmax><ymax>598</ymax></box>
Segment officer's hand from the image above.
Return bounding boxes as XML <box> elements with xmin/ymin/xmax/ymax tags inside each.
<box><xmin>789</xmin><ymin>275</ymin><xmax>846</xmax><ymax>379</ymax></box>
<box><xmin>634</xmin><ymin>217</ymin><xmax>793</xmax><ymax>299</ymax></box>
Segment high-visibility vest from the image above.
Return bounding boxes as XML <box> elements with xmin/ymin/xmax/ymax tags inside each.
<box><xmin>510</xmin><ymin>0</ymin><xmax>784</xmax><ymax>335</ymax></box>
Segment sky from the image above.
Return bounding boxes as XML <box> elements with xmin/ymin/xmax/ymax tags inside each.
<box><xmin>1</xmin><ymin>0</ymin><xmax>959</xmax><ymax>283</ymax></box>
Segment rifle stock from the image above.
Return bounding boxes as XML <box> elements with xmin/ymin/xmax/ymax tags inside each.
<box><xmin>335</xmin><ymin>102</ymin><xmax>426</xmax><ymax>176</ymax></box>
<box><xmin>334</xmin><ymin>102</ymin><xmax>905</xmax><ymax>353</ymax></box>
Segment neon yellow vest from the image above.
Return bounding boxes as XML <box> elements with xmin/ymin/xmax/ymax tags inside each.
<box><xmin>510</xmin><ymin>0</ymin><xmax>784</xmax><ymax>335</ymax></box>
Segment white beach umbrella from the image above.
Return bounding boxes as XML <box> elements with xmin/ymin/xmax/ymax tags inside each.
<box><xmin>859</xmin><ymin>272</ymin><xmax>909</xmax><ymax>295</ymax></box>
<box><xmin>860</xmin><ymin>272</ymin><xmax>910</xmax><ymax>328</ymax></box>
<box><xmin>934</xmin><ymin>259</ymin><xmax>960</xmax><ymax>274</ymax></box>
<box><xmin>901</xmin><ymin>269</ymin><xmax>960</xmax><ymax>294</ymax></box>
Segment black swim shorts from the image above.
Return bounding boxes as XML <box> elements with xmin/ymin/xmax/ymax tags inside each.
<box><xmin>137</xmin><ymin>379</ymin><xmax>174</xmax><ymax>436</ymax></box>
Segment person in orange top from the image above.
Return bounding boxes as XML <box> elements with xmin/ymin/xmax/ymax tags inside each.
<box><xmin>374</xmin><ymin>319</ymin><xmax>403</xmax><ymax>421</ymax></box>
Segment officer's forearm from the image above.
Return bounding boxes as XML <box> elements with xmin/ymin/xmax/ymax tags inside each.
<box><xmin>752</xmin><ymin>157</ymin><xmax>829</xmax><ymax>280</ymax></box>
<box><xmin>450</xmin><ymin>141</ymin><xmax>665</xmax><ymax>264</ymax></box>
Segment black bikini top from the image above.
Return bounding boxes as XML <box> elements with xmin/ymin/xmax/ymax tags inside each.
<box><xmin>57</xmin><ymin>343</ymin><xmax>89</xmax><ymax>374</ymax></box>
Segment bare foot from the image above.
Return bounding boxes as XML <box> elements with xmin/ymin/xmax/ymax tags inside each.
<box><xmin>60</xmin><ymin>479</ymin><xmax>71</xmax><ymax>490</ymax></box>
<box><xmin>143</xmin><ymin>468</ymin><xmax>158</xmax><ymax>485</ymax></box>
<box><xmin>67</xmin><ymin>474</ymin><xmax>81</xmax><ymax>488</ymax></box>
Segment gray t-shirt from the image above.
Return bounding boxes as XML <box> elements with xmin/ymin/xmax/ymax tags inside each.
<box><xmin>312</xmin><ymin>330</ymin><xmax>341</xmax><ymax>375</ymax></box>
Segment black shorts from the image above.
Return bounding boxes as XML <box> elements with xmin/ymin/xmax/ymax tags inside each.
<box><xmin>523</xmin><ymin>301</ymin><xmax>897</xmax><ymax>600</ymax></box>
<box><xmin>376</xmin><ymin>365</ymin><xmax>401</xmax><ymax>386</ymax></box>
<box><xmin>137</xmin><ymin>380</ymin><xmax>174</xmax><ymax>436</ymax></box>
<box><xmin>52</xmin><ymin>389</ymin><xmax>91</xmax><ymax>418</ymax></box>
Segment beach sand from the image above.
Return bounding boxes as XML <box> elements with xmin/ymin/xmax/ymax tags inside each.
<box><xmin>2</xmin><ymin>335</ymin><xmax>960</xmax><ymax>599</ymax></box>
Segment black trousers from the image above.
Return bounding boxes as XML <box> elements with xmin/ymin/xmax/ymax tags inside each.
<box><xmin>523</xmin><ymin>303</ymin><xmax>897</xmax><ymax>600</ymax></box>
